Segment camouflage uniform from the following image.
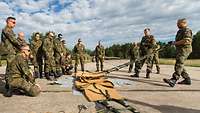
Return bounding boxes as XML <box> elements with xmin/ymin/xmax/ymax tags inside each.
<box><xmin>134</xmin><ymin>35</ymin><xmax>156</xmax><ymax>78</ymax></box>
<box><xmin>30</xmin><ymin>34</ymin><xmax>43</xmax><ymax>78</ymax></box>
<box><xmin>7</xmin><ymin>54</ymin><xmax>40</xmax><ymax>97</ymax></box>
<box><xmin>128</xmin><ymin>43</ymin><xmax>139</xmax><ymax>73</ymax></box>
<box><xmin>152</xmin><ymin>44</ymin><xmax>160</xmax><ymax>74</ymax></box>
<box><xmin>16</xmin><ymin>37</ymin><xmax>28</xmax><ymax>52</ymax></box>
<box><xmin>1</xmin><ymin>26</ymin><xmax>20</xmax><ymax>89</ymax></box>
<box><xmin>53</xmin><ymin>38</ymin><xmax>63</xmax><ymax>76</ymax></box>
<box><xmin>95</xmin><ymin>44</ymin><xmax>105</xmax><ymax>71</ymax></box>
<box><xmin>63</xmin><ymin>54</ymin><xmax>73</xmax><ymax>75</ymax></box>
<box><xmin>73</xmin><ymin>42</ymin><xmax>85</xmax><ymax>72</ymax></box>
<box><xmin>43</xmin><ymin>33</ymin><xmax>57</xmax><ymax>79</ymax></box>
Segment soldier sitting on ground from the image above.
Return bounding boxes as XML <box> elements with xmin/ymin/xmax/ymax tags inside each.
<box><xmin>62</xmin><ymin>53</ymin><xmax>73</xmax><ymax>75</ymax></box>
<box><xmin>4</xmin><ymin>45</ymin><xmax>41</xmax><ymax>97</ymax></box>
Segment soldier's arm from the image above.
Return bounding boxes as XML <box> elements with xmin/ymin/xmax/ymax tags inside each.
<box><xmin>3</xmin><ymin>29</ymin><xmax>20</xmax><ymax>48</ymax></box>
<box><xmin>20</xmin><ymin>60</ymin><xmax>35</xmax><ymax>84</ymax></box>
<box><xmin>175</xmin><ymin>29</ymin><xmax>192</xmax><ymax>46</ymax></box>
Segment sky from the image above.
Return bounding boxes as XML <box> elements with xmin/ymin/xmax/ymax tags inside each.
<box><xmin>0</xmin><ymin>0</ymin><xmax>200</xmax><ymax>50</ymax></box>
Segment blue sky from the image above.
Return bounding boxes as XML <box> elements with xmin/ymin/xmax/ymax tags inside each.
<box><xmin>0</xmin><ymin>0</ymin><xmax>200</xmax><ymax>49</ymax></box>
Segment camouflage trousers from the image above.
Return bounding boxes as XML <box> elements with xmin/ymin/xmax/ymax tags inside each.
<box><xmin>5</xmin><ymin>54</ymin><xmax>16</xmax><ymax>84</ymax></box>
<box><xmin>152</xmin><ymin>53</ymin><xmax>160</xmax><ymax>72</ymax></box>
<box><xmin>74</xmin><ymin>54</ymin><xmax>85</xmax><ymax>72</ymax></box>
<box><xmin>8</xmin><ymin>77</ymin><xmax>40</xmax><ymax>97</ymax></box>
<box><xmin>134</xmin><ymin>52</ymin><xmax>154</xmax><ymax>74</ymax></box>
<box><xmin>129</xmin><ymin>58</ymin><xmax>136</xmax><ymax>72</ymax></box>
<box><xmin>172</xmin><ymin>48</ymin><xmax>192</xmax><ymax>80</ymax></box>
<box><xmin>44</xmin><ymin>53</ymin><xmax>56</xmax><ymax>73</ymax></box>
<box><xmin>54</xmin><ymin>53</ymin><xmax>62</xmax><ymax>72</ymax></box>
<box><xmin>95</xmin><ymin>56</ymin><xmax>104</xmax><ymax>71</ymax></box>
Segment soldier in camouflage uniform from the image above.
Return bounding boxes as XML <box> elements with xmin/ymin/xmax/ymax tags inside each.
<box><xmin>128</xmin><ymin>42</ymin><xmax>139</xmax><ymax>73</ymax></box>
<box><xmin>43</xmin><ymin>32</ymin><xmax>58</xmax><ymax>80</ymax></box>
<box><xmin>30</xmin><ymin>32</ymin><xmax>43</xmax><ymax>78</ymax></box>
<box><xmin>1</xmin><ymin>17</ymin><xmax>21</xmax><ymax>92</ymax></box>
<box><xmin>17</xmin><ymin>32</ymin><xmax>27</xmax><ymax>47</ymax></box>
<box><xmin>63</xmin><ymin>53</ymin><xmax>73</xmax><ymax>75</ymax></box>
<box><xmin>94</xmin><ymin>41</ymin><xmax>105</xmax><ymax>72</ymax></box>
<box><xmin>4</xmin><ymin>45</ymin><xmax>41</xmax><ymax>97</ymax></box>
<box><xmin>73</xmin><ymin>38</ymin><xmax>86</xmax><ymax>73</ymax></box>
<box><xmin>163</xmin><ymin>18</ymin><xmax>193</xmax><ymax>87</ymax></box>
<box><xmin>53</xmin><ymin>34</ymin><xmax>64</xmax><ymax>76</ymax></box>
<box><xmin>152</xmin><ymin>44</ymin><xmax>160</xmax><ymax>74</ymax></box>
<box><xmin>131</xmin><ymin>28</ymin><xmax>157</xmax><ymax>78</ymax></box>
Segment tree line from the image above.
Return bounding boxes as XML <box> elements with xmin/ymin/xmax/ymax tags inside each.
<box><xmin>104</xmin><ymin>31</ymin><xmax>200</xmax><ymax>59</ymax></box>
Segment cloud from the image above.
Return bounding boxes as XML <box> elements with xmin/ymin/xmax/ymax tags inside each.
<box><xmin>0</xmin><ymin>0</ymin><xmax>200</xmax><ymax>49</ymax></box>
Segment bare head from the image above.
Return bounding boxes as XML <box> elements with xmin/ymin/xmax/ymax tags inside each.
<box><xmin>20</xmin><ymin>45</ymin><xmax>31</xmax><ymax>59</ymax></box>
<box><xmin>48</xmin><ymin>32</ymin><xmax>54</xmax><ymax>39</ymax></box>
<box><xmin>177</xmin><ymin>18</ymin><xmax>188</xmax><ymax>29</ymax></box>
<box><xmin>18</xmin><ymin>32</ymin><xmax>25</xmax><ymax>40</ymax></box>
<box><xmin>144</xmin><ymin>28</ymin><xmax>151</xmax><ymax>36</ymax></box>
<box><xmin>6</xmin><ymin>17</ymin><xmax>16</xmax><ymax>28</ymax></box>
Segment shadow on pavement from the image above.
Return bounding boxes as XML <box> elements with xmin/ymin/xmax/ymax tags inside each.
<box><xmin>126</xmin><ymin>99</ymin><xmax>200</xmax><ymax>113</ymax></box>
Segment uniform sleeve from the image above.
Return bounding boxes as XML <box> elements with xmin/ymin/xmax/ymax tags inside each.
<box><xmin>183</xmin><ymin>29</ymin><xmax>192</xmax><ymax>40</ymax></box>
<box><xmin>19</xmin><ymin>60</ymin><xmax>35</xmax><ymax>83</ymax></box>
<box><xmin>3</xmin><ymin>29</ymin><xmax>20</xmax><ymax>48</ymax></box>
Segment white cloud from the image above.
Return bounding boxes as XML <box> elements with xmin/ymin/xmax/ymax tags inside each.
<box><xmin>1</xmin><ymin>0</ymin><xmax>200</xmax><ymax>49</ymax></box>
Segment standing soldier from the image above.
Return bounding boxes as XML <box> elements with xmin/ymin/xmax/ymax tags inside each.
<box><xmin>73</xmin><ymin>38</ymin><xmax>86</xmax><ymax>73</ymax></box>
<box><xmin>43</xmin><ymin>32</ymin><xmax>58</xmax><ymax>80</ymax></box>
<box><xmin>128</xmin><ymin>42</ymin><xmax>139</xmax><ymax>73</ymax></box>
<box><xmin>30</xmin><ymin>32</ymin><xmax>43</xmax><ymax>78</ymax></box>
<box><xmin>131</xmin><ymin>28</ymin><xmax>157</xmax><ymax>78</ymax></box>
<box><xmin>1</xmin><ymin>17</ymin><xmax>20</xmax><ymax>92</ymax></box>
<box><xmin>17</xmin><ymin>32</ymin><xmax>27</xmax><ymax>47</ymax></box>
<box><xmin>53</xmin><ymin>33</ymin><xmax>64</xmax><ymax>77</ymax></box>
<box><xmin>61</xmin><ymin>40</ymin><xmax>67</xmax><ymax>74</ymax></box>
<box><xmin>4</xmin><ymin>45</ymin><xmax>41</xmax><ymax>97</ymax></box>
<box><xmin>95</xmin><ymin>41</ymin><xmax>105</xmax><ymax>72</ymax></box>
<box><xmin>163</xmin><ymin>18</ymin><xmax>193</xmax><ymax>87</ymax></box>
<box><xmin>152</xmin><ymin>44</ymin><xmax>160</xmax><ymax>74</ymax></box>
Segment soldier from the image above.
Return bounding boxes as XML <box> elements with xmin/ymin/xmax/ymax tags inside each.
<box><xmin>163</xmin><ymin>18</ymin><xmax>193</xmax><ymax>87</ymax></box>
<box><xmin>94</xmin><ymin>41</ymin><xmax>105</xmax><ymax>72</ymax></box>
<box><xmin>30</xmin><ymin>32</ymin><xmax>43</xmax><ymax>78</ymax></box>
<box><xmin>128</xmin><ymin>42</ymin><xmax>139</xmax><ymax>73</ymax></box>
<box><xmin>131</xmin><ymin>28</ymin><xmax>157</xmax><ymax>78</ymax></box>
<box><xmin>1</xmin><ymin>17</ymin><xmax>21</xmax><ymax>92</ymax></box>
<box><xmin>4</xmin><ymin>45</ymin><xmax>41</xmax><ymax>97</ymax></box>
<box><xmin>53</xmin><ymin>33</ymin><xmax>64</xmax><ymax>76</ymax></box>
<box><xmin>43</xmin><ymin>32</ymin><xmax>58</xmax><ymax>80</ymax></box>
<box><xmin>17</xmin><ymin>32</ymin><xmax>27</xmax><ymax>47</ymax></box>
<box><xmin>73</xmin><ymin>38</ymin><xmax>86</xmax><ymax>73</ymax></box>
<box><xmin>63</xmin><ymin>53</ymin><xmax>73</xmax><ymax>75</ymax></box>
<box><xmin>152</xmin><ymin>44</ymin><xmax>160</xmax><ymax>74</ymax></box>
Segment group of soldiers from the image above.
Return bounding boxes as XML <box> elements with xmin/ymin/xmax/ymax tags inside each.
<box><xmin>0</xmin><ymin>16</ymin><xmax>192</xmax><ymax>97</ymax></box>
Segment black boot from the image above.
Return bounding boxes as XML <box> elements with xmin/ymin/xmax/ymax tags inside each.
<box><xmin>74</xmin><ymin>67</ymin><xmax>77</xmax><ymax>73</ymax></box>
<box><xmin>163</xmin><ymin>78</ymin><xmax>177</xmax><ymax>87</ymax></box>
<box><xmin>34</xmin><ymin>71</ymin><xmax>39</xmax><ymax>78</ymax></box>
<box><xmin>146</xmin><ymin>72</ymin><xmax>150</xmax><ymax>79</ymax></box>
<box><xmin>100</xmin><ymin>65</ymin><xmax>103</xmax><ymax>71</ymax></box>
<box><xmin>178</xmin><ymin>78</ymin><xmax>191</xmax><ymax>85</ymax></box>
<box><xmin>156</xmin><ymin>66</ymin><xmax>160</xmax><ymax>74</ymax></box>
<box><xmin>56</xmin><ymin>70</ymin><xmax>63</xmax><ymax>77</ymax></box>
<box><xmin>39</xmin><ymin>72</ymin><xmax>43</xmax><ymax>79</ymax></box>
<box><xmin>130</xmin><ymin>72</ymin><xmax>139</xmax><ymax>78</ymax></box>
<box><xmin>96</xmin><ymin>66</ymin><xmax>99</xmax><ymax>72</ymax></box>
<box><xmin>4</xmin><ymin>85</ymin><xmax>13</xmax><ymax>97</ymax></box>
<box><xmin>45</xmin><ymin>72</ymin><xmax>52</xmax><ymax>81</ymax></box>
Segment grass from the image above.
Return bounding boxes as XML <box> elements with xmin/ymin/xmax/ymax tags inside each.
<box><xmin>159</xmin><ymin>58</ymin><xmax>200</xmax><ymax>67</ymax></box>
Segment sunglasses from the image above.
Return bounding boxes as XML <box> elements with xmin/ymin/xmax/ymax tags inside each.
<box><xmin>9</xmin><ymin>21</ymin><xmax>16</xmax><ymax>24</ymax></box>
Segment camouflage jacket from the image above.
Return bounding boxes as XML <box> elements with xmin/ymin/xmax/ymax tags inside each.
<box><xmin>17</xmin><ymin>38</ymin><xmax>27</xmax><ymax>47</ymax></box>
<box><xmin>128</xmin><ymin>45</ymin><xmax>139</xmax><ymax>59</ymax></box>
<box><xmin>54</xmin><ymin>38</ymin><xmax>63</xmax><ymax>56</ymax></box>
<box><xmin>1</xmin><ymin>26</ymin><xmax>20</xmax><ymax>55</ymax></box>
<box><xmin>176</xmin><ymin>28</ymin><xmax>192</xmax><ymax>50</ymax></box>
<box><xmin>42</xmin><ymin>37</ymin><xmax>54</xmax><ymax>55</ymax></box>
<box><xmin>140</xmin><ymin>35</ymin><xmax>156</xmax><ymax>52</ymax></box>
<box><xmin>73</xmin><ymin>43</ymin><xmax>85</xmax><ymax>55</ymax></box>
<box><xmin>95</xmin><ymin>45</ymin><xmax>105</xmax><ymax>57</ymax></box>
<box><xmin>30</xmin><ymin>39</ymin><xmax>43</xmax><ymax>56</ymax></box>
<box><xmin>8</xmin><ymin>54</ymin><xmax>34</xmax><ymax>83</ymax></box>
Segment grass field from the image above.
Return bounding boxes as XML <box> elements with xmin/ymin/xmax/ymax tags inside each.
<box><xmin>159</xmin><ymin>58</ymin><xmax>200</xmax><ymax>67</ymax></box>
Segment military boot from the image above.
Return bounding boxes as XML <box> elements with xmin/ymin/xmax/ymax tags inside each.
<box><xmin>74</xmin><ymin>67</ymin><xmax>77</xmax><ymax>73</ymax></box>
<box><xmin>56</xmin><ymin>70</ymin><xmax>63</xmax><ymax>77</ymax></box>
<box><xmin>146</xmin><ymin>72</ymin><xmax>150</xmax><ymax>79</ymax></box>
<box><xmin>4</xmin><ymin>85</ymin><xmax>13</xmax><ymax>97</ymax></box>
<box><xmin>81</xmin><ymin>66</ymin><xmax>84</xmax><ymax>72</ymax></box>
<box><xmin>130</xmin><ymin>72</ymin><xmax>139</xmax><ymax>78</ymax></box>
<box><xmin>96</xmin><ymin>65</ymin><xmax>99</xmax><ymax>72</ymax></box>
<box><xmin>45</xmin><ymin>72</ymin><xmax>52</xmax><ymax>81</ymax></box>
<box><xmin>100</xmin><ymin>65</ymin><xmax>103</xmax><ymax>71</ymax></box>
<box><xmin>39</xmin><ymin>71</ymin><xmax>43</xmax><ymax>79</ymax></box>
<box><xmin>178</xmin><ymin>78</ymin><xmax>191</xmax><ymax>85</ymax></box>
<box><xmin>156</xmin><ymin>66</ymin><xmax>160</xmax><ymax>74</ymax></box>
<box><xmin>163</xmin><ymin>78</ymin><xmax>177</xmax><ymax>87</ymax></box>
<box><xmin>34</xmin><ymin>71</ymin><xmax>39</xmax><ymax>78</ymax></box>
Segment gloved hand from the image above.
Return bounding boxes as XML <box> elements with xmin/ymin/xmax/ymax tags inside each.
<box><xmin>168</xmin><ymin>41</ymin><xmax>176</xmax><ymax>45</ymax></box>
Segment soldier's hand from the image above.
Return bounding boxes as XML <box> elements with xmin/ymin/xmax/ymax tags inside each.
<box><xmin>168</xmin><ymin>41</ymin><xmax>175</xmax><ymax>45</ymax></box>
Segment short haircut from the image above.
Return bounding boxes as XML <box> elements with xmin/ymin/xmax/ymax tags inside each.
<box><xmin>144</xmin><ymin>28</ymin><xmax>150</xmax><ymax>32</ymax></box>
<box><xmin>177</xmin><ymin>18</ymin><xmax>187</xmax><ymax>23</ymax></box>
<box><xmin>6</xmin><ymin>17</ymin><xmax>16</xmax><ymax>21</ymax></box>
